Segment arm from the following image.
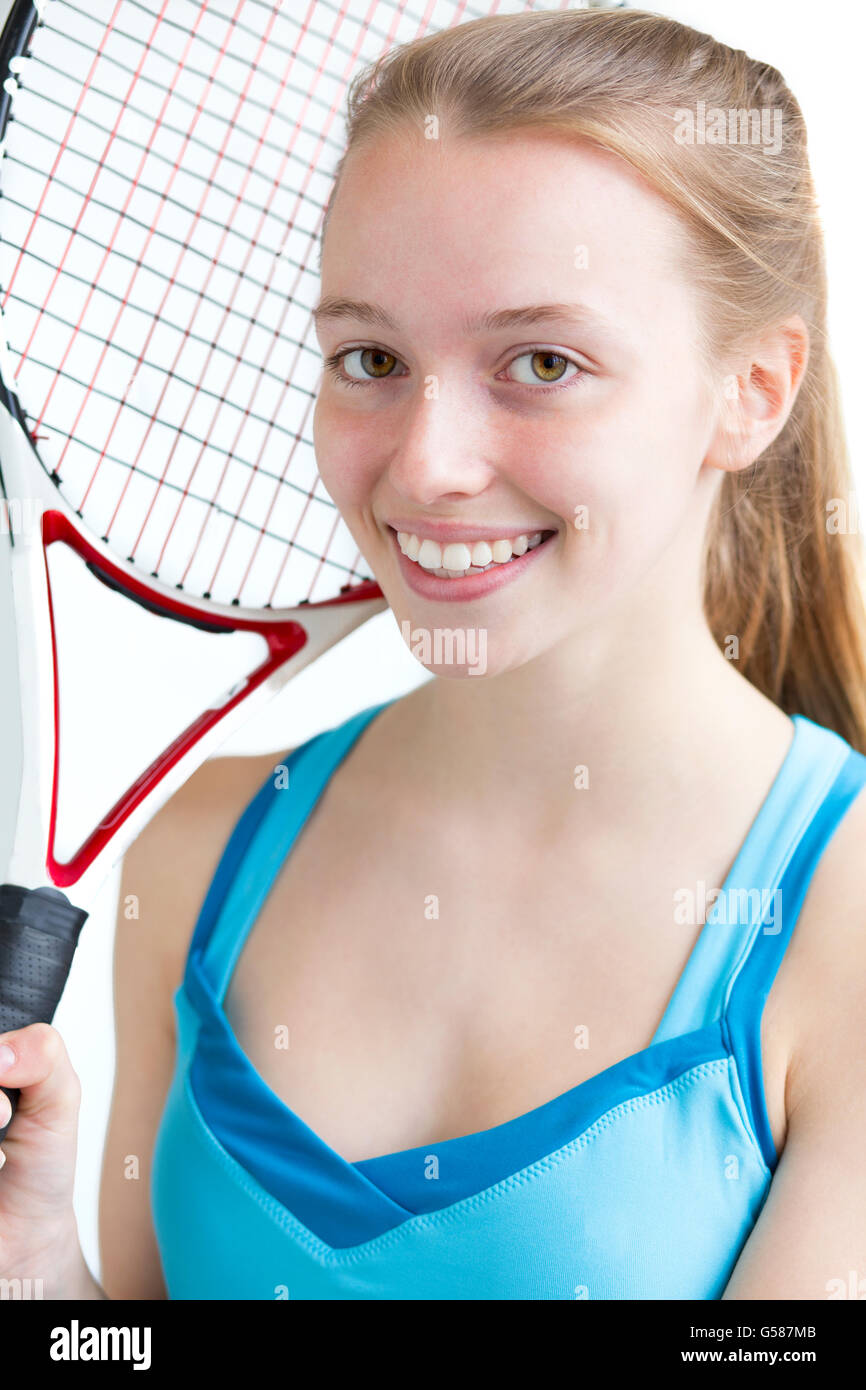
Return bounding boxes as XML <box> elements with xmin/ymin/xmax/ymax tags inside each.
<box><xmin>98</xmin><ymin>749</ymin><xmax>283</xmax><ymax>1300</ymax></box>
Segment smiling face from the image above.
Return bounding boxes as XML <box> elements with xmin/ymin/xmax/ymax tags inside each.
<box><xmin>313</xmin><ymin>126</ymin><xmax>725</xmax><ymax>679</ymax></box>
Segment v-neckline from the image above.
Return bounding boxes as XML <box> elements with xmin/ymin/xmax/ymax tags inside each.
<box><xmin>202</xmin><ymin>710</ymin><xmax>802</xmax><ymax>1173</ymax></box>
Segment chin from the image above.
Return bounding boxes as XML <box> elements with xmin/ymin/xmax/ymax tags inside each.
<box><xmin>397</xmin><ymin>616</ymin><xmax>490</xmax><ymax>678</ymax></box>
<box><xmin>397</xmin><ymin>616</ymin><xmax>552</xmax><ymax>682</ymax></box>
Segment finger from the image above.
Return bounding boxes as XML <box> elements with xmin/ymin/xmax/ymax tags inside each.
<box><xmin>0</xmin><ymin>1024</ymin><xmax>80</xmax><ymax>1133</ymax></box>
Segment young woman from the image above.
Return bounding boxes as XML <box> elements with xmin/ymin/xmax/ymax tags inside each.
<box><xmin>2</xmin><ymin>7</ymin><xmax>866</xmax><ymax>1301</ymax></box>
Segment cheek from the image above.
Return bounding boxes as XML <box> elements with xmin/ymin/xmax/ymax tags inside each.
<box><xmin>497</xmin><ymin>412</ymin><xmax>595</xmax><ymax>527</ymax></box>
<box><xmin>500</xmin><ymin>405</ymin><xmax>647</xmax><ymax>536</ymax></box>
<box><xmin>312</xmin><ymin>395</ymin><xmax>382</xmax><ymax>515</ymax></box>
<box><xmin>536</xmin><ymin>385</ymin><xmax>709</xmax><ymax>586</ymax></box>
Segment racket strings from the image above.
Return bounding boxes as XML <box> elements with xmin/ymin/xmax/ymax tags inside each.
<box><xmin>3</xmin><ymin>261</ymin><xmax>319</xmax><ymax>417</ymax></box>
<box><xmin>0</xmin><ymin>0</ymin><xmax>535</xmax><ymax>608</ymax></box>
<box><xmin>60</xmin><ymin>0</ymin><xmax>350</xmax><ymax>167</ymax></box>
<box><xmin>0</xmin><ymin>0</ymin><xmax>356</xmax><ymax>603</ymax></box>
<box><xmin>32</xmin><ymin>0</ymin><xmax>284</xmax><ymax>504</ymax></box>
<box><xmin>6</xmin><ymin>75</ymin><xmax>335</xmax><ymax>232</ymax></box>
<box><xmin>101</xmin><ymin>0</ymin><xmax>305</xmax><ymax>571</ymax></box>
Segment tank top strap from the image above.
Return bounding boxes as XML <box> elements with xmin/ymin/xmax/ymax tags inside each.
<box><xmin>652</xmin><ymin>715</ymin><xmax>866</xmax><ymax>1048</ymax></box>
<box><xmin>724</xmin><ymin>725</ymin><xmax>866</xmax><ymax>1167</ymax></box>
<box><xmin>184</xmin><ymin>699</ymin><xmax>395</xmax><ymax>1003</ymax></box>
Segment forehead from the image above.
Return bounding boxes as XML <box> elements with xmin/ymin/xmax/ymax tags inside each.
<box><xmin>319</xmin><ymin>127</ymin><xmax>693</xmax><ymax>342</ymax></box>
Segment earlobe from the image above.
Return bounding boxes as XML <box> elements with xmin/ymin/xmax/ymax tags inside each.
<box><xmin>703</xmin><ymin>382</ymin><xmax>760</xmax><ymax>476</ymax></box>
<box><xmin>705</xmin><ymin>313</ymin><xmax>810</xmax><ymax>474</ymax></box>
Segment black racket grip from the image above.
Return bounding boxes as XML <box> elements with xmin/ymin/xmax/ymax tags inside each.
<box><xmin>0</xmin><ymin>884</ymin><xmax>88</xmax><ymax>1145</ymax></box>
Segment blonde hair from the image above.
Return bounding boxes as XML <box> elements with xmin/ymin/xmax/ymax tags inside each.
<box><xmin>326</xmin><ymin>8</ymin><xmax>866</xmax><ymax>752</ymax></box>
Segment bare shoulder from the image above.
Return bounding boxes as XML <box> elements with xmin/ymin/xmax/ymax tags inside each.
<box><xmin>776</xmin><ymin>774</ymin><xmax>866</xmax><ymax>1120</ymax></box>
<box><xmin>121</xmin><ymin>747</ymin><xmax>288</xmax><ymax>995</ymax></box>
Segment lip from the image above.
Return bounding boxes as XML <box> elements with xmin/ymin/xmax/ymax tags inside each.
<box><xmin>389</xmin><ymin>526</ymin><xmax>555</xmax><ymax>602</ymax></box>
<box><xmin>385</xmin><ymin>518</ymin><xmax>553</xmax><ymax>544</ymax></box>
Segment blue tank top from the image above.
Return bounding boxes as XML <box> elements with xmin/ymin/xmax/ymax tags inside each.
<box><xmin>150</xmin><ymin>701</ymin><xmax>866</xmax><ymax>1299</ymax></box>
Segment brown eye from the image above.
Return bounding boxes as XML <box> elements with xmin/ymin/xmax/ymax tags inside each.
<box><xmin>507</xmin><ymin>350</ymin><xmax>579</xmax><ymax>387</ymax></box>
<box><xmin>355</xmin><ymin>348</ymin><xmax>398</xmax><ymax>378</ymax></box>
<box><xmin>530</xmin><ymin>351</ymin><xmax>568</xmax><ymax>382</ymax></box>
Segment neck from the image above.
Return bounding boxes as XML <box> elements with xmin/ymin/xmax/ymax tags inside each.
<box><xmin>396</xmin><ymin>600</ymin><xmax>790</xmax><ymax>847</ymax></box>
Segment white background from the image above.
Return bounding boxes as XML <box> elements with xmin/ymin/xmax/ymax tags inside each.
<box><xmin>0</xmin><ymin>0</ymin><xmax>862</xmax><ymax>1285</ymax></box>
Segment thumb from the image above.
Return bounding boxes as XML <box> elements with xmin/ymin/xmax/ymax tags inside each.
<box><xmin>0</xmin><ymin>1023</ymin><xmax>81</xmax><ymax>1138</ymax></box>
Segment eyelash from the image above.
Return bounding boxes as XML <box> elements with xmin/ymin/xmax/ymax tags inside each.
<box><xmin>322</xmin><ymin>346</ymin><xmax>588</xmax><ymax>395</ymax></box>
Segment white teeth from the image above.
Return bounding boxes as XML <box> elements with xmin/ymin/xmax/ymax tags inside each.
<box><xmin>417</xmin><ymin>538</ymin><xmax>442</xmax><ymax>569</ymax></box>
<box><xmin>470</xmin><ymin>540</ymin><xmax>493</xmax><ymax>567</ymax></box>
<box><xmin>395</xmin><ymin>527</ymin><xmax>550</xmax><ymax>579</ymax></box>
<box><xmin>442</xmin><ymin>542</ymin><xmax>472</xmax><ymax>571</ymax></box>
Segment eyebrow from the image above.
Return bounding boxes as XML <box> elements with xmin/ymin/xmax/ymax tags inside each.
<box><xmin>311</xmin><ymin>297</ymin><xmax>619</xmax><ymax>340</ymax></box>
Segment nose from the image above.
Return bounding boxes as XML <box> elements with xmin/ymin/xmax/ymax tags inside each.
<box><xmin>386</xmin><ymin>386</ymin><xmax>497</xmax><ymax>506</ymax></box>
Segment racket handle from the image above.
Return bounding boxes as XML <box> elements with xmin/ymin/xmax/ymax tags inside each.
<box><xmin>0</xmin><ymin>885</ymin><xmax>88</xmax><ymax>1144</ymax></box>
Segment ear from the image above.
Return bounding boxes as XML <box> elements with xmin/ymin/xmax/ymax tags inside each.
<box><xmin>704</xmin><ymin>314</ymin><xmax>810</xmax><ymax>474</ymax></box>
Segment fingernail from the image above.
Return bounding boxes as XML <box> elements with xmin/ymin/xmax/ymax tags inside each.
<box><xmin>0</xmin><ymin>1044</ymin><xmax>15</xmax><ymax>1072</ymax></box>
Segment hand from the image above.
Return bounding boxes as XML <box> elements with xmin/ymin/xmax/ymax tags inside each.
<box><xmin>0</xmin><ymin>1022</ymin><xmax>92</xmax><ymax>1296</ymax></box>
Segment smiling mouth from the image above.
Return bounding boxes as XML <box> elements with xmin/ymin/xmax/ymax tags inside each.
<box><xmin>391</xmin><ymin>528</ymin><xmax>556</xmax><ymax>579</ymax></box>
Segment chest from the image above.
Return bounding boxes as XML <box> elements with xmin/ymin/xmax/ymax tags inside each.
<box><xmin>222</xmin><ymin>808</ymin><xmax>794</xmax><ymax>1164</ymax></box>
